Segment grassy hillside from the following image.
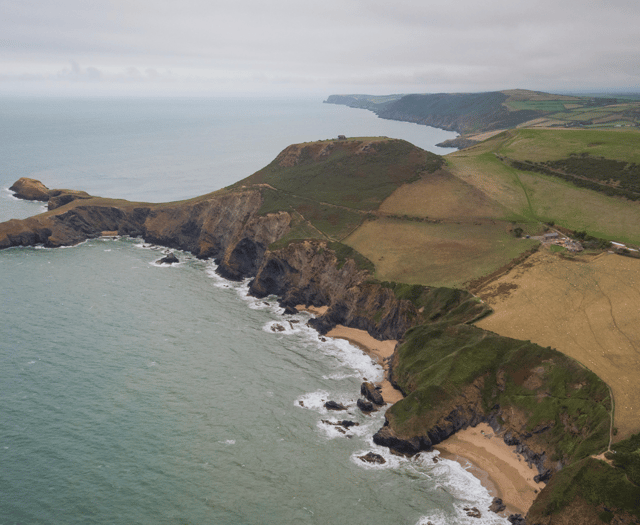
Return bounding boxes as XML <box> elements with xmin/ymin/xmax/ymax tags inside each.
<box><xmin>235</xmin><ymin>129</ymin><xmax>640</xmax><ymax>522</ymax></box>
<box><xmin>388</xmin><ymin>322</ymin><xmax>611</xmax><ymax>464</ymax></box>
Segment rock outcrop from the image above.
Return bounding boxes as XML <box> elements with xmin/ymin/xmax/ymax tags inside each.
<box><xmin>10</xmin><ymin>177</ymin><xmax>52</xmax><ymax>201</ymax></box>
<box><xmin>1</xmin><ymin>182</ymin><xmax>290</xmax><ymax>280</ymax></box>
<box><xmin>10</xmin><ymin>177</ymin><xmax>92</xmax><ymax>209</ymax></box>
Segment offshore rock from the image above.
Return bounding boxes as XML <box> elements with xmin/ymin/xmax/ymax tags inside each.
<box><xmin>361</xmin><ymin>381</ymin><xmax>384</xmax><ymax>406</ymax></box>
<box><xmin>157</xmin><ymin>252</ymin><xmax>179</xmax><ymax>265</ymax></box>
<box><xmin>358</xmin><ymin>452</ymin><xmax>386</xmax><ymax>464</ymax></box>
<box><xmin>9</xmin><ymin>177</ymin><xmax>92</xmax><ymax>209</ymax></box>
<box><xmin>357</xmin><ymin>399</ymin><xmax>375</xmax><ymax>413</ymax></box>
<box><xmin>324</xmin><ymin>401</ymin><xmax>347</xmax><ymax>411</ymax></box>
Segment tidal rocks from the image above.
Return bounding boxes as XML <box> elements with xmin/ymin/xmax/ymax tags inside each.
<box><xmin>508</xmin><ymin>514</ymin><xmax>526</xmax><ymax>525</ymax></box>
<box><xmin>489</xmin><ymin>497</ymin><xmax>506</xmax><ymax>513</ymax></box>
<box><xmin>358</xmin><ymin>452</ymin><xmax>386</xmax><ymax>464</ymax></box>
<box><xmin>357</xmin><ymin>398</ymin><xmax>375</xmax><ymax>413</ymax></box>
<box><xmin>157</xmin><ymin>252</ymin><xmax>179</xmax><ymax>265</ymax></box>
<box><xmin>361</xmin><ymin>381</ymin><xmax>384</xmax><ymax>406</ymax></box>
<box><xmin>282</xmin><ymin>305</ymin><xmax>298</xmax><ymax>315</ymax></box>
<box><xmin>324</xmin><ymin>401</ymin><xmax>347</xmax><ymax>411</ymax></box>
<box><xmin>464</xmin><ymin>506</ymin><xmax>482</xmax><ymax>518</ymax></box>
<box><xmin>322</xmin><ymin>419</ymin><xmax>359</xmax><ymax>429</ymax></box>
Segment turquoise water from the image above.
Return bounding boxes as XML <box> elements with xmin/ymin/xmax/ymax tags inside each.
<box><xmin>0</xmin><ymin>98</ymin><xmax>508</xmax><ymax>524</ymax></box>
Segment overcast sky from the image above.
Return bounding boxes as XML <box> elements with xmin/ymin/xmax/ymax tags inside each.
<box><xmin>1</xmin><ymin>0</ymin><xmax>639</xmax><ymax>97</ymax></box>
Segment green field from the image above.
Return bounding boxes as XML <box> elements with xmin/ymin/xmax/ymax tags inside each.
<box><xmin>447</xmin><ymin>129</ymin><xmax>640</xmax><ymax>244</ymax></box>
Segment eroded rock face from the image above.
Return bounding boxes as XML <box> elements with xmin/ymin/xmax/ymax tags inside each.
<box><xmin>0</xmin><ymin>185</ymin><xmax>291</xmax><ymax>271</ymax></box>
<box><xmin>249</xmin><ymin>241</ymin><xmax>418</xmax><ymax>340</ymax></box>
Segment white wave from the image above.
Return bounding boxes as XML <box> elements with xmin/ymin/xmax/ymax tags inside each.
<box><xmin>149</xmin><ymin>260</ymin><xmax>182</xmax><ymax>268</ymax></box>
<box><xmin>294</xmin><ymin>390</ymin><xmax>358</xmax><ymax>414</ymax></box>
<box><xmin>321</xmin><ymin>372</ymin><xmax>360</xmax><ymax>380</ymax></box>
<box><xmin>413</xmin><ymin>452</ymin><xmax>510</xmax><ymax>525</ymax></box>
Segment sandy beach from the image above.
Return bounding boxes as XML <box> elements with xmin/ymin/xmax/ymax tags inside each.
<box><xmin>297</xmin><ymin>306</ymin><xmax>542</xmax><ymax>515</ymax></box>
<box><xmin>294</xmin><ymin>305</ymin><xmax>403</xmax><ymax>403</ymax></box>
<box><xmin>436</xmin><ymin>423</ymin><xmax>544</xmax><ymax>515</ymax></box>
<box><xmin>325</xmin><ymin>325</ymin><xmax>403</xmax><ymax>404</ymax></box>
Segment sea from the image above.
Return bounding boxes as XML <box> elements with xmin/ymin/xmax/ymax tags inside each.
<box><xmin>0</xmin><ymin>97</ymin><xmax>510</xmax><ymax>525</ymax></box>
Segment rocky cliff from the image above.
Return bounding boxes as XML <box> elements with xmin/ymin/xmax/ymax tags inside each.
<box><xmin>1</xmin><ymin>183</ymin><xmax>291</xmax><ymax>281</ymax></box>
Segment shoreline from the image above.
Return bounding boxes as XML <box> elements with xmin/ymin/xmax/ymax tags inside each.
<box><xmin>295</xmin><ymin>305</ymin><xmax>403</xmax><ymax>404</ymax></box>
<box><xmin>436</xmin><ymin>423</ymin><xmax>544</xmax><ymax>515</ymax></box>
<box><xmin>296</xmin><ymin>305</ymin><xmax>541</xmax><ymax>516</ymax></box>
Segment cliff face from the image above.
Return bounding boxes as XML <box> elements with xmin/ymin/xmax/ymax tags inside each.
<box><xmin>0</xmin><ymin>187</ymin><xmax>291</xmax><ymax>281</ymax></box>
<box><xmin>141</xmin><ymin>191</ymin><xmax>290</xmax><ymax>276</ymax></box>
<box><xmin>373</xmin><ymin>322</ymin><xmax>612</xmax><ymax>494</ymax></box>
<box><xmin>249</xmin><ymin>240</ymin><xmax>418</xmax><ymax>340</ymax></box>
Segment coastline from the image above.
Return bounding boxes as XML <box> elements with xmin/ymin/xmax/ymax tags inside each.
<box><xmin>436</xmin><ymin>423</ymin><xmax>544</xmax><ymax>515</ymax></box>
<box><xmin>296</xmin><ymin>305</ymin><xmax>541</xmax><ymax>516</ymax></box>
<box><xmin>295</xmin><ymin>305</ymin><xmax>403</xmax><ymax>404</ymax></box>
<box><xmin>297</xmin><ymin>305</ymin><xmax>541</xmax><ymax>516</ymax></box>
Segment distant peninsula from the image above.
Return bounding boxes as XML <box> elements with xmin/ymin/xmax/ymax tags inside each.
<box><xmin>4</xmin><ymin>132</ymin><xmax>640</xmax><ymax>524</ymax></box>
<box><xmin>325</xmin><ymin>89</ymin><xmax>640</xmax><ymax>149</ymax></box>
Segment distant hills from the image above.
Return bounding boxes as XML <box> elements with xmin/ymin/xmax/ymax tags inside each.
<box><xmin>325</xmin><ymin>89</ymin><xmax>640</xmax><ymax>148</ymax></box>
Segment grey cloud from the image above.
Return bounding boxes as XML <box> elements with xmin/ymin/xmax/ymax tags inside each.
<box><xmin>1</xmin><ymin>0</ymin><xmax>638</xmax><ymax>95</ymax></box>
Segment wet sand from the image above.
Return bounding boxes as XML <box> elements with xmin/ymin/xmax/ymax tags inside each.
<box><xmin>436</xmin><ymin>423</ymin><xmax>544</xmax><ymax>515</ymax></box>
<box><xmin>325</xmin><ymin>325</ymin><xmax>403</xmax><ymax>404</ymax></box>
